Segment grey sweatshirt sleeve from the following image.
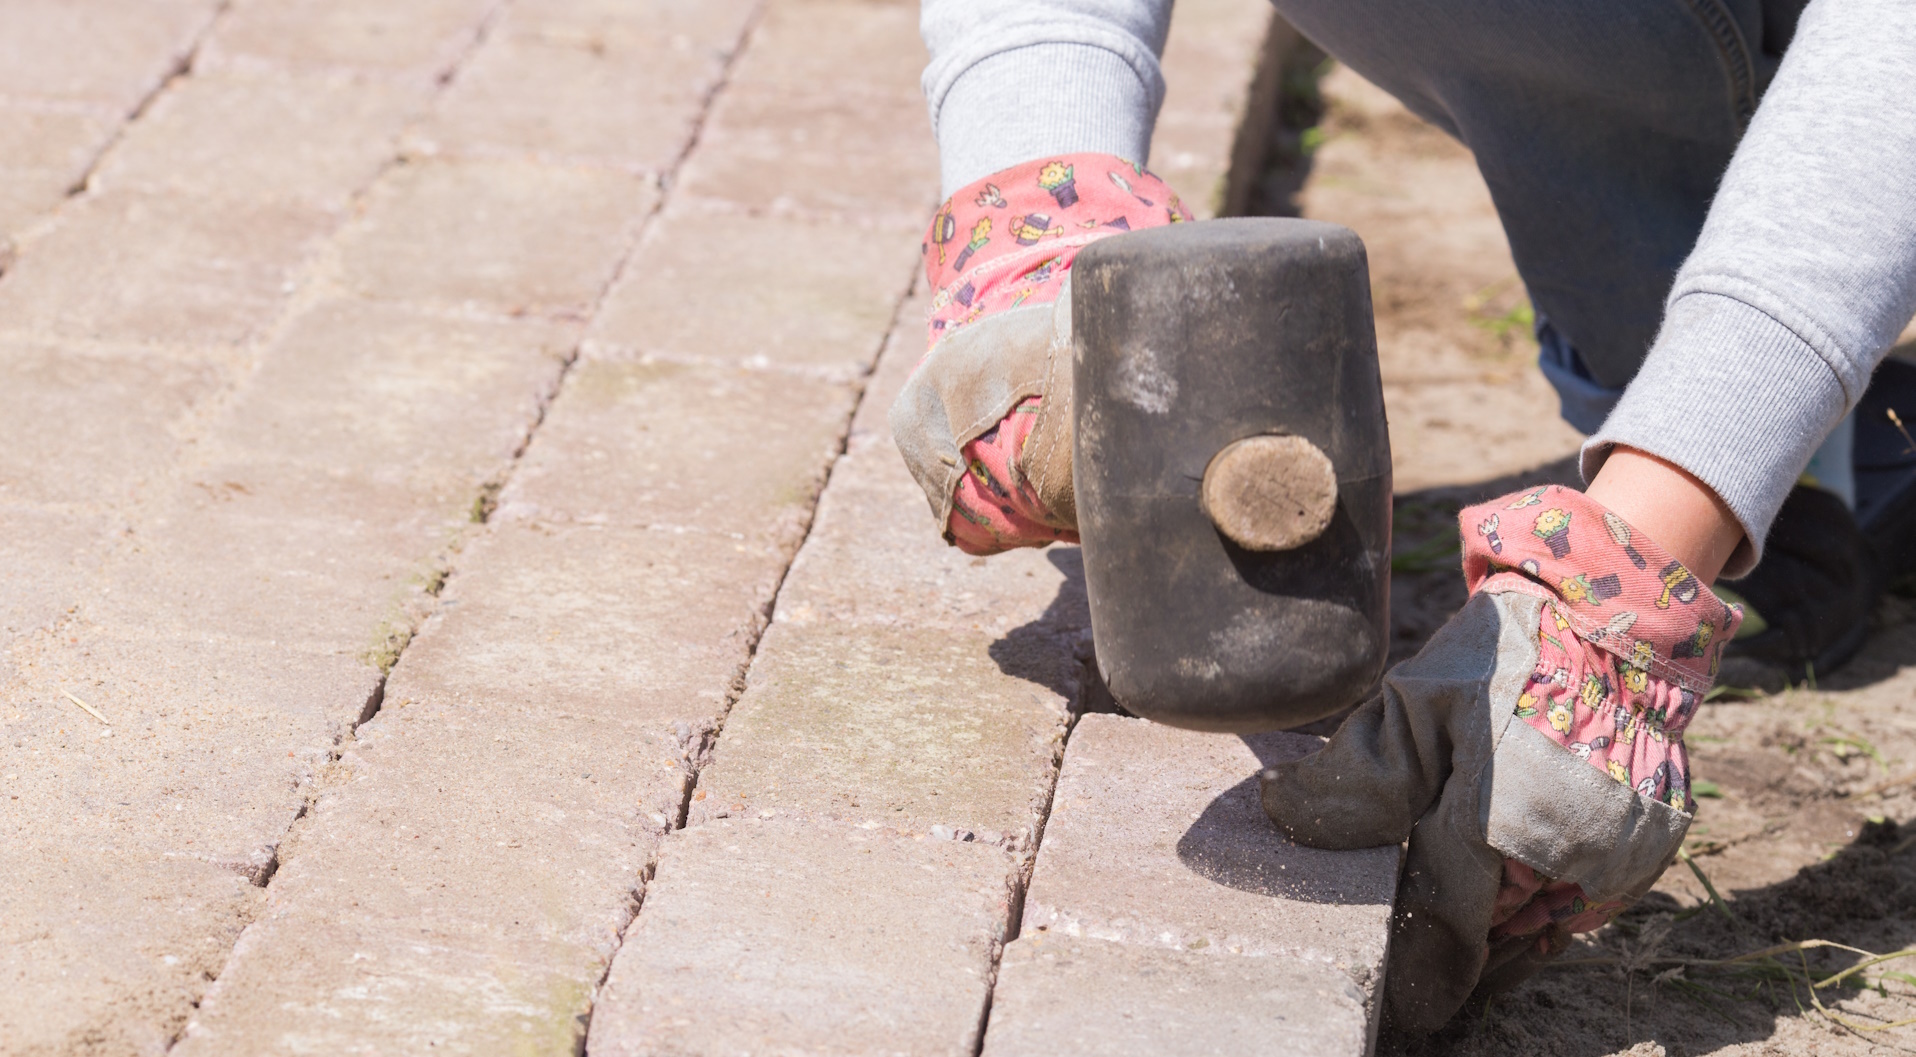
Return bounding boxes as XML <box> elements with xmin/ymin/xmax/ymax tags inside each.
<box><xmin>921</xmin><ymin>0</ymin><xmax>1175</xmax><ymax>196</ymax></box>
<box><xmin>1585</xmin><ymin>0</ymin><xmax>1916</xmax><ymax>576</ymax></box>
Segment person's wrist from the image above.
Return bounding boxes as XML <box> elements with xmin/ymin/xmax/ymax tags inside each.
<box><xmin>1584</xmin><ymin>447</ymin><xmax>1745</xmax><ymax>585</ymax></box>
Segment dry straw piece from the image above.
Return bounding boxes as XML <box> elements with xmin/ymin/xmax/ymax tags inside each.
<box><xmin>61</xmin><ymin>688</ymin><xmax>108</xmax><ymax>725</ymax></box>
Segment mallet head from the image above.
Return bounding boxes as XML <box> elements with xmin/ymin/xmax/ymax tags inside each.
<box><xmin>1073</xmin><ymin>218</ymin><xmax>1392</xmax><ymax>732</ymax></box>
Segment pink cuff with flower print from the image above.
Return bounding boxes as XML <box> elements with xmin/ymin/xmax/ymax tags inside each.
<box><xmin>1461</xmin><ymin>485</ymin><xmax>1742</xmax><ymax>810</ymax></box>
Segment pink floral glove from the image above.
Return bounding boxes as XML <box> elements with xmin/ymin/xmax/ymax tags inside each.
<box><xmin>1469</xmin><ymin>486</ymin><xmax>1736</xmax><ymax>978</ymax></box>
<box><xmin>890</xmin><ymin>155</ymin><xmax>1191</xmax><ymax>555</ymax></box>
<box><xmin>1261</xmin><ymin>485</ymin><xmax>1740</xmax><ymax>1030</ymax></box>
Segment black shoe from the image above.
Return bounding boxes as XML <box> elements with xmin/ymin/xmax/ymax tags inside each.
<box><xmin>1721</xmin><ymin>485</ymin><xmax>1879</xmax><ymax>682</ymax></box>
<box><xmin>1856</xmin><ymin>356</ymin><xmax>1916</xmax><ymax>586</ymax></box>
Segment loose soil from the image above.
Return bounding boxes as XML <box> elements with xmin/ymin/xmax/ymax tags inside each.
<box><xmin>1267</xmin><ymin>60</ymin><xmax>1916</xmax><ymax>1056</ymax></box>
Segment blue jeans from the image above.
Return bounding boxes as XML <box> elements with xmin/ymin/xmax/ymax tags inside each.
<box><xmin>1271</xmin><ymin>0</ymin><xmax>1808</xmax><ymax>408</ymax></box>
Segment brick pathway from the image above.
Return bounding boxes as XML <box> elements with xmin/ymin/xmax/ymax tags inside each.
<box><xmin>0</xmin><ymin>2</ymin><xmax>1396</xmax><ymax>1053</ymax></box>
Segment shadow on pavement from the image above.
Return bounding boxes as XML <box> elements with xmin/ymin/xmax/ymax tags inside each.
<box><xmin>987</xmin><ymin>547</ymin><xmax>1092</xmax><ymax>706</ymax></box>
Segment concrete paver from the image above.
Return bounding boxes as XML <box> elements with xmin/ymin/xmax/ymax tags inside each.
<box><xmin>732</xmin><ymin>0</ymin><xmax>929</xmax><ymax>99</ymax></box>
<box><xmin>587</xmin><ymin>819</ymin><xmax>1012</xmax><ymax>1057</ymax></box>
<box><xmin>0</xmin><ymin>853</ymin><xmax>264</xmax><ymax>1057</ymax></box>
<box><xmin>336</xmin><ymin>157</ymin><xmax>655</xmax><ymax>314</ymax></box>
<box><xmin>678</xmin><ymin>87</ymin><xmax>938</xmax><ymax>224</ymax></box>
<box><xmin>339</xmin><ymin>520</ymin><xmax>794</xmax><ymax>728</ymax></box>
<box><xmin>503</xmin><ymin>358</ymin><xmax>858</xmax><ymax>545</ymax></box>
<box><xmin>0</xmin><ymin>102</ymin><xmax>119</xmax><ymax>237</ymax></box>
<box><xmin>688</xmin><ymin>621</ymin><xmax>1073</xmax><ymax>845</ymax></box>
<box><xmin>587</xmin><ymin>5</ymin><xmax>1307</xmax><ymax>1053</ymax></box>
<box><xmin>0</xmin><ymin>342</ymin><xmax>221</xmax><ymax>505</ymax></box>
<box><xmin>765</xmin><ymin>402</ymin><xmax>1088</xmax><ymax>636</ymax></box>
<box><xmin>94</xmin><ymin>71</ymin><xmax>428</xmax><ymax>208</ymax></box>
<box><xmin>0</xmin><ymin>507</ymin><xmax>112</xmax><ymax>638</ymax></box>
<box><xmin>668</xmin><ymin>0</ymin><xmax>934</xmax><ymax>223</ymax></box>
<box><xmin>201</xmin><ymin>0</ymin><xmax>499</xmax><ymax>80</ymax></box>
<box><xmin>587</xmin><ymin>203</ymin><xmax>920</xmax><ymax>378</ymax></box>
<box><xmin>417</xmin><ymin>0</ymin><xmax>756</xmax><ymax>171</ymax></box>
<box><xmin>0</xmin><ymin>0</ymin><xmax>566</xmax><ymax>1047</ymax></box>
<box><xmin>173</xmin><ymin>702</ymin><xmax>671</xmax><ymax>1055</ymax></box>
<box><xmin>1153</xmin><ymin>0</ymin><xmax>1283</xmax><ymax>217</ymax></box>
<box><xmin>984</xmin><ymin>933</ymin><xmax>1372</xmax><ymax>1057</ymax></box>
<box><xmin>0</xmin><ymin>631</ymin><xmax>382</xmax><ymax>1051</ymax></box>
<box><xmin>3</xmin><ymin>632</ymin><xmax>379</xmax><ymax>863</ymax></box>
<box><xmin>0</xmin><ymin>0</ymin><xmax>218</xmax><ymax>110</ymax></box>
<box><xmin>0</xmin><ymin>191</ymin><xmax>334</xmax><ymax>347</ymax></box>
<box><xmin>583</xmin><ymin>287</ymin><xmax>1078</xmax><ymax>1049</ymax></box>
<box><xmin>1019</xmin><ymin>715</ymin><xmax>1397</xmax><ymax>983</ymax></box>
<box><xmin>992</xmin><ymin>714</ymin><xmax>1398</xmax><ymax>1052</ymax></box>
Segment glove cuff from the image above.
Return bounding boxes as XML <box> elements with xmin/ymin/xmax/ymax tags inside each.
<box><xmin>923</xmin><ymin>154</ymin><xmax>1188</xmax><ymax>349</ymax></box>
<box><xmin>1460</xmin><ymin>485</ymin><xmax>1743</xmax><ymax>694</ymax></box>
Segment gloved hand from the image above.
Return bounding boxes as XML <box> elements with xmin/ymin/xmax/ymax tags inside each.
<box><xmin>889</xmin><ymin>155</ymin><xmax>1190</xmax><ymax>555</ymax></box>
<box><xmin>1260</xmin><ymin>485</ymin><xmax>1742</xmax><ymax>1031</ymax></box>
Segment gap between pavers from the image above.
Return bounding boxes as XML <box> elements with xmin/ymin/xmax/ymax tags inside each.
<box><xmin>983</xmin><ymin>714</ymin><xmax>1399</xmax><ymax>1056</ymax></box>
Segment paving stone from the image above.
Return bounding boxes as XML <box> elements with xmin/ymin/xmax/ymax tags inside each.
<box><xmin>586</xmin><ymin>203</ymin><xmax>917</xmax><ymax>378</ymax></box>
<box><xmin>0</xmin><ymin>182</ymin><xmax>58</xmax><ymax>245</ymax></box>
<box><xmin>587</xmin><ymin>819</ymin><xmax>1011</xmax><ymax>1057</ymax></box>
<box><xmin>0</xmin><ymin>101</ymin><xmax>120</xmax><ymax>218</ymax></box>
<box><xmin>0</xmin><ymin>190</ymin><xmax>334</xmax><ymax>347</ymax></box>
<box><xmin>1020</xmin><ymin>714</ymin><xmax>1397</xmax><ymax>998</ymax></box>
<box><xmin>335</xmin><ymin>157</ymin><xmax>656</xmax><ymax>314</ymax></box>
<box><xmin>0</xmin><ymin>0</ymin><xmax>217</xmax><ymax>110</ymax></box>
<box><xmin>770</xmin><ymin>426</ymin><xmax>1089</xmax><ymax>639</ymax></box>
<box><xmin>0</xmin><ymin>342</ymin><xmax>221</xmax><ymax>506</ymax></box>
<box><xmin>503</xmin><ymin>358</ymin><xmax>857</xmax><ymax>545</ymax></box>
<box><xmin>94</xmin><ymin>70</ymin><xmax>427</xmax><ymax>208</ymax></box>
<box><xmin>0</xmin><ymin>506</ymin><xmax>107</xmax><ymax>641</ymax></box>
<box><xmin>203</xmin><ymin>0</ymin><xmax>497</xmax><ymax>80</ymax></box>
<box><xmin>1151</xmin><ymin>0</ymin><xmax>1281</xmax><ymax>218</ymax></box>
<box><xmin>416</xmin><ymin>0</ymin><xmax>754</xmax><ymax>171</ymax></box>
<box><xmin>0</xmin><ymin>850</ymin><xmax>265</xmax><ymax>1057</ymax></box>
<box><xmin>983</xmin><ymin>934</ymin><xmax>1372</xmax><ymax>1057</ymax></box>
<box><xmin>204</xmin><ymin>298</ymin><xmax>575</xmax><ymax>495</ymax></box>
<box><xmin>2</xmin><ymin>629</ymin><xmax>380</xmax><ymax>864</ymax></box>
<box><xmin>670</xmin><ymin>0</ymin><xmax>931</xmax><ymax>219</ymax></box>
<box><xmin>676</xmin><ymin>85</ymin><xmax>938</xmax><ymax>223</ymax></box>
<box><xmin>173</xmin><ymin>701</ymin><xmax>676</xmax><ymax>1056</ymax></box>
<box><xmin>90</xmin><ymin>464</ymin><xmax>473</xmax><ymax>652</ymax></box>
<box><xmin>761</xmin><ymin>291</ymin><xmax>1091</xmax><ymax>639</ymax></box>
<box><xmin>727</xmin><ymin>0</ymin><xmax>927</xmax><ymax>103</ymax></box>
<box><xmin>687</xmin><ymin>620</ymin><xmax>1072</xmax><ymax>845</ymax></box>
<box><xmin>375</xmin><ymin>521</ymin><xmax>791</xmax><ymax>722</ymax></box>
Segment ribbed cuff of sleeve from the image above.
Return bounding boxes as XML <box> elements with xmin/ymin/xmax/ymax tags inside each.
<box><xmin>931</xmin><ymin>42</ymin><xmax>1162</xmax><ymax>196</ymax></box>
<box><xmin>1581</xmin><ymin>292</ymin><xmax>1850</xmax><ymax>579</ymax></box>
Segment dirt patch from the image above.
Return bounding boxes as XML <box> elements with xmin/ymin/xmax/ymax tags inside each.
<box><xmin>1255</xmin><ymin>57</ymin><xmax>1916</xmax><ymax>1056</ymax></box>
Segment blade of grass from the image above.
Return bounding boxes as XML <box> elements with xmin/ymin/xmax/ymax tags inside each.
<box><xmin>1680</xmin><ymin>849</ymin><xmax>1738</xmax><ymax>922</ymax></box>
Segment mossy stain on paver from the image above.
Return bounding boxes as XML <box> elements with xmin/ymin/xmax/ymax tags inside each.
<box><xmin>567</xmin><ymin>358</ymin><xmax>688</xmax><ymax>408</ymax></box>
